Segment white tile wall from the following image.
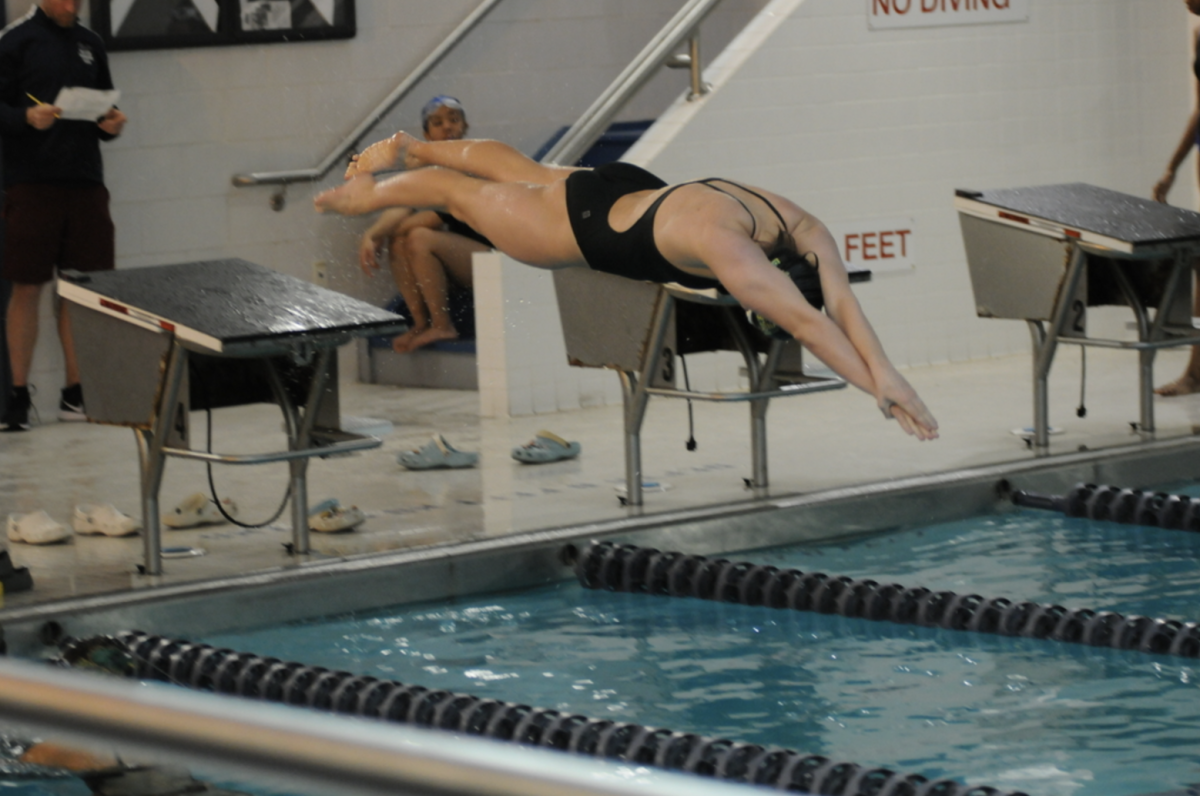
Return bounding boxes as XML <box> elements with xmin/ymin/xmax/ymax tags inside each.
<box><xmin>2</xmin><ymin>0</ymin><xmax>764</xmax><ymax>417</ymax></box>
<box><xmin>4</xmin><ymin>0</ymin><xmax>1191</xmax><ymax>420</ymax></box>
<box><xmin>477</xmin><ymin>0</ymin><xmax>1196</xmax><ymax>416</ymax></box>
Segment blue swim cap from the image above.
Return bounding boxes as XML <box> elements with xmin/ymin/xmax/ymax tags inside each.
<box><xmin>421</xmin><ymin>95</ymin><xmax>466</xmax><ymax>130</ymax></box>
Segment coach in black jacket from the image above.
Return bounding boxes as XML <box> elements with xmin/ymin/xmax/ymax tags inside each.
<box><xmin>0</xmin><ymin>0</ymin><xmax>126</xmax><ymax>431</ymax></box>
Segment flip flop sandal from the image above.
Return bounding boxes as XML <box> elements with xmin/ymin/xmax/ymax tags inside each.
<box><xmin>397</xmin><ymin>434</ymin><xmax>479</xmax><ymax>470</ymax></box>
<box><xmin>162</xmin><ymin>492</ymin><xmax>239</xmax><ymax>529</ymax></box>
<box><xmin>72</xmin><ymin>503</ymin><xmax>141</xmax><ymax>537</ymax></box>
<box><xmin>6</xmin><ymin>510</ymin><xmax>72</xmax><ymax>545</ymax></box>
<box><xmin>308</xmin><ymin>499</ymin><xmax>366</xmax><ymax>533</ymax></box>
<box><xmin>511</xmin><ymin>430</ymin><xmax>581</xmax><ymax>464</ymax></box>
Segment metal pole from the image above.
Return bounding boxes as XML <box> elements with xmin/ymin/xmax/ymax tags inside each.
<box><xmin>748</xmin><ymin>341</ymin><xmax>785</xmax><ymax>489</ymax></box>
<box><xmin>620</xmin><ymin>292</ymin><xmax>676</xmax><ymax>506</ymax></box>
<box><xmin>1026</xmin><ymin>320</ymin><xmax>1048</xmax><ymax>448</ymax></box>
<box><xmin>138</xmin><ymin>341</ymin><xmax>188</xmax><ymax>576</ymax></box>
<box><xmin>687</xmin><ymin>33</ymin><xmax>706</xmax><ymax>101</ymax></box>
<box><xmin>292</xmin><ymin>349</ymin><xmax>332</xmax><ymax>554</ymax></box>
<box><xmin>0</xmin><ymin>659</ymin><xmax>755</xmax><ymax>796</ymax></box>
<box><xmin>1029</xmin><ymin>246</ymin><xmax>1087</xmax><ymax>449</ymax></box>
<box><xmin>723</xmin><ymin>308</ymin><xmax>769</xmax><ymax>489</ymax></box>
<box><xmin>1107</xmin><ymin>260</ymin><xmax>1158</xmax><ymax>435</ymax></box>
<box><xmin>541</xmin><ymin>0</ymin><xmax>723</xmax><ymax>165</ymax></box>
<box><xmin>619</xmin><ymin>371</ymin><xmax>642</xmax><ymax>507</ymax></box>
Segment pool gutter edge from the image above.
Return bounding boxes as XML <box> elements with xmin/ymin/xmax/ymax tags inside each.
<box><xmin>4</xmin><ymin>434</ymin><xmax>1199</xmax><ymax>656</ymax></box>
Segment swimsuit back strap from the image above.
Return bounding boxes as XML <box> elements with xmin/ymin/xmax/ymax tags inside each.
<box><xmin>696</xmin><ymin>178</ymin><xmax>791</xmax><ymax>240</ymax></box>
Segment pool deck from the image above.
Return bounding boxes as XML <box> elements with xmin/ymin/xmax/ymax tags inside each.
<box><xmin>3</xmin><ymin>346</ymin><xmax>1200</xmax><ymax>614</ymax></box>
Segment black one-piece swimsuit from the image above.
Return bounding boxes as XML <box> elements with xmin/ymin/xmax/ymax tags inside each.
<box><xmin>564</xmin><ymin>162</ymin><xmax>789</xmax><ymax>289</ymax></box>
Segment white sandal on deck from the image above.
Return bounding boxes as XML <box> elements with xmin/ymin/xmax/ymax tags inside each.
<box><xmin>72</xmin><ymin>504</ymin><xmax>141</xmax><ymax>537</ymax></box>
<box><xmin>7</xmin><ymin>511</ymin><xmax>71</xmax><ymax>545</ymax></box>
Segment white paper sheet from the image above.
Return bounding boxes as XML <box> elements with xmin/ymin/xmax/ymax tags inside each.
<box><xmin>52</xmin><ymin>87</ymin><xmax>121</xmax><ymax>121</ymax></box>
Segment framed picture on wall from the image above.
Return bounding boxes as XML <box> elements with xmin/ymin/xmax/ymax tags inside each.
<box><xmin>91</xmin><ymin>0</ymin><xmax>355</xmax><ymax>51</ymax></box>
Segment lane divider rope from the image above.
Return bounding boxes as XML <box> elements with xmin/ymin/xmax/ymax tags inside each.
<box><xmin>573</xmin><ymin>541</ymin><xmax>1200</xmax><ymax>658</ymax></box>
<box><xmin>62</xmin><ymin>631</ymin><xmax>1029</xmax><ymax>796</ymax></box>
<box><xmin>1012</xmin><ymin>482</ymin><xmax>1200</xmax><ymax>532</ymax></box>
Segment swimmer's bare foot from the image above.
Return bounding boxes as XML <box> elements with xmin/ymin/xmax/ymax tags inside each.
<box><xmin>1155</xmin><ymin>373</ymin><xmax>1200</xmax><ymax>396</ymax></box>
<box><xmin>394</xmin><ymin>131</ymin><xmax>425</xmax><ymax>169</ymax></box>
<box><xmin>402</xmin><ymin>326</ymin><xmax>459</xmax><ymax>353</ymax></box>
<box><xmin>315</xmin><ymin>174</ymin><xmax>376</xmax><ymax>215</ymax></box>
<box><xmin>352</xmin><ymin>131</ymin><xmax>423</xmax><ymax>176</ymax></box>
<box><xmin>391</xmin><ymin>327</ymin><xmax>426</xmax><ymax>354</ymax></box>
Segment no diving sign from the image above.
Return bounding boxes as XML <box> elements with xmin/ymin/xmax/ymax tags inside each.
<box><xmin>868</xmin><ymin>0</ymin><xmax>1029</xmax><ymax>30</ymax></box>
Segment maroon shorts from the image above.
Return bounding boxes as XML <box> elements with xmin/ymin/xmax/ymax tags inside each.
<box><xmin>2</xmin><ymin>183</ymin><xmax>114</xmax><ymax>284</ymax></box>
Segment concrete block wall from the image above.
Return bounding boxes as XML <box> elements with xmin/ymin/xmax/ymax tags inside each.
<box><xmin>476</xmin><ymin>0</ymin><xmax>1198</xmax><ymax>416</ymax></box>
<box><xmin>641</xmin><ymin>0</ymin><xmax>1194</xmax><ymax>373</ymax></box>
<box><xmin>473</xmin><ymin>252</ymin><xmax>622</xmax><ymax>420</ymax></box>
<box><xmin>3</xmin><ymin>0</ymin><xmax>763</xmax><ymax>418</ymax></box>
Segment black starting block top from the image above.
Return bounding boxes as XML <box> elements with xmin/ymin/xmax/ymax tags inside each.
<box><xmin>58</xmin><ymin>258</ymin><xmax>406</xmax><ymax>355</ymax></box>
<box><xmin>954</xmin><ymin>183</ymin><xmax>1200</xmax><ymax>254</ymax></box>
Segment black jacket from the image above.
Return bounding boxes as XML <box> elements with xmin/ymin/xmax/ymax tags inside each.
<box><xmin>0</xmin><ymin>5</ymin><xmax>117</xmax><ymax>187</ymax></box>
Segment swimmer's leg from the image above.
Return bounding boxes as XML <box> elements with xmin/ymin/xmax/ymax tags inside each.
<box><xmin>408</xmin><ymin>138</ymin><xmax>578</xmax><ymax>185</ymax></box>
<box><xmin>317</xmin><ymin>168</ymin><xmax>468</xmax><ymax>216</ymax></box>
<box><xmin>385</xmin><ymin>228</ymin><xmax>431</xmax><ymax>354</ymax></box>
<box><xmin>1157</xmin><ymin>262</ymin><xmax>1200</xmax><ymax>396</ymax></box>
<box><xmin>396</xmin><ymin>228</ymin><xmax>487</xmax><ymax>352</ymax></box>
<box><xmin>317</xmin><ymin>170</ymin><xmax>582</xmax><ymax>267</ymax></box>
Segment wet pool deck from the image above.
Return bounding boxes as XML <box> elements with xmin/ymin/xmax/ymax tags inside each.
<box><xmin>2</xmin><ymin>346</ymin><xmax>1200</xmax><ymax>613</ymax></box>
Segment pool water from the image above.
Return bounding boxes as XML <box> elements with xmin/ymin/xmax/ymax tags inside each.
<box><xmin>205</xmin><ymin>508</ymin><xmax>1200</xmax><ymax>796</ymax></box>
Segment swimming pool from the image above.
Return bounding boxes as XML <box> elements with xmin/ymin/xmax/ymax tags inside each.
<box><xmin>4</xmin><ymin>443</ymin><xmax>1199</xmax><ymax>796</ymax></box>
<box><xmin>198</xmin><ymin>505</ymin><xmax>1200</xmax><ymax>796</ymax></box>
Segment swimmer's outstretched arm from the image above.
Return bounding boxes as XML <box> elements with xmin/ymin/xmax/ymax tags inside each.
<box><xmin>791</xmin><ymin>215</ymin><xmax>938</xmax><ymax>439</ymax></box>
<box><xmin>697</xmin><ymin>224</ymin><xmax>937</xmax><ymax>440</ymax></box>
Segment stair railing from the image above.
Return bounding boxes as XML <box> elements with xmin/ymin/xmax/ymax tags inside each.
<box><xmin>230</xmin><ymin>0</ymin><xmax>504</xmax><ymax>191</ymax></box>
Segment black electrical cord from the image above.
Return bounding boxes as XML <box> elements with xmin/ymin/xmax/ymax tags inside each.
<box><xmin>192</xmin><ymin>358</ymin><xmax>292</xmax><ymax>529</ymax></box>
<box><xmin>1077</xmin><ymin>347</ymin><xmax>1087</xmax><ymax>418</ymax></box>
<box><xmin>680</xmin><ymin>353</ymin><xmax>697</xmax><ymax>451</ymax></box>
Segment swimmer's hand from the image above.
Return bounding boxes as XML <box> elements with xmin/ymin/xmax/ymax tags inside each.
<box><xmin>876</xmin><ymin>372</ymin><xmax>938</xmax><ymax>441</ymax></box>
<box><xmin>359</xmin><ymin>229</ymin><xmax>384</xmax><ymax>274</ymax></box>
<box><xmin>315</xmin><ymin>174</ymin><xmax>376</xmax><ymax>216</ymax></box>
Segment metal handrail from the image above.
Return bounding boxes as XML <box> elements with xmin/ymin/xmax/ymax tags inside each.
<box><xmin>539</xmin><ymin>0</ymin><xmax>722</xmax><ymax>166</ymax></box>
<box><xmin>0</xmin><ymin>659</ymin><xmax>754</xmax><ymax>796</ymax></box>
<box><xmin>231</xmin><ymin>0</ymin><xmax>504</xmax><ymax>188</ymax></box>
<box><xmin>233</xmin><ymin>0</ymin><xmax>721</xmax><ymax>187</ymax></box>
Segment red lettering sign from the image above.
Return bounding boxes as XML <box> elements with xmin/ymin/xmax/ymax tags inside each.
<box><xmin>843</xmin><ymin>228</ymin><xmax>912</xmax><ymax>262</ymax></box>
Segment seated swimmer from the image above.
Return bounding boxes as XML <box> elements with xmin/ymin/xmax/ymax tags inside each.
<box><xmin>317</xmin><ymin>134</ymin><xmax>938</xmax><ymax>441</ymax></box>
<box><xmin>355</xmin><ymin>96</ymin><xmax>493</xmax><ymax>353</ymax></box>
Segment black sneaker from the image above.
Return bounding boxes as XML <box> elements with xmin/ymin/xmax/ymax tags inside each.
<box><xmin>58</xmin><ymin>383</ymin><xmax>86</xmax><ymax>422</ymax></box>
<box><xmin>1</xmin><ymin>386</ymin><xmax>32</xmax><ymax>432</ymax></box>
